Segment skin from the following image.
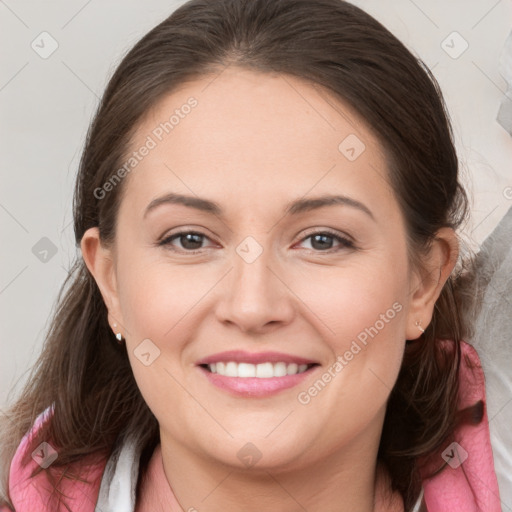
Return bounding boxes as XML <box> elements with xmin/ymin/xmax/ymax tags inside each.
<box><xmin>81</xmin><ymin>67</ymin><xmax>458</xmax><ymax>511</ymax></box>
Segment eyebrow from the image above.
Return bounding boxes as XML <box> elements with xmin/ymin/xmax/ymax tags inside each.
<box><xmin>143</xmin><ymin>192</ymin><xmax>375</xmax><ymax>221</ymax></box>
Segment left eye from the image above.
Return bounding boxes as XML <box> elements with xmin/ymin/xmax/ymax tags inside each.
<box><xmin>159</xmin><ymin>230</ymin><xmax>355</xmax><ymax>254</ymax></box>
<box><xmin>298</xmin><ymin>231</ymin><xmax>355</xmax><ymax>252</ymax></box>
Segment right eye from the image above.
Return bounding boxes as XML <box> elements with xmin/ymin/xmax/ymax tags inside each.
<box><xmin>159</xmin><ymin>230</ymin><xmax>215</xmax><ymax>254</ymax></box>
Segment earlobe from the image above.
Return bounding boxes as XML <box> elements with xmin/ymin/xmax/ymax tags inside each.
<box><xmin>405</xmin><ymin>227</ymin><xmax>459</xmax><ymax>340</ymax></box>
<box><xmin>80</xmin><ymin>227</ymin><xmax>124</xmax><ymax>334</ymax></box>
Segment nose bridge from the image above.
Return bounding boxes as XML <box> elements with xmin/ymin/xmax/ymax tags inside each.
<box><xmin>236</xmin><ymin>238</ymin><xmax>270</xmax><ymax>287</ymax></box>
<box><xmin>216</xmin><ymin>233</ymin><xmax>294</xmax><ymax>331</ymax></box>
<box><xmin>232</xmin><ymin>234</ymin><xmax>278</xmax><ymax>304</ymax></box>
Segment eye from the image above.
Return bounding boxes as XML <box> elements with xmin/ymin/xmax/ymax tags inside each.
<box><xmin>158</xmin><ymin>228</ymin><xmax>356</xmax><ymax>254</ymax></box>
<box><xmin>159</xmin><ymin>230</ymin><xmax>214</xmax><ymax>253</ymax></box>
<box><xmin>297</xmin><ymin>229</ymin><xmax>356</xmax><ymax>252</ymax></box>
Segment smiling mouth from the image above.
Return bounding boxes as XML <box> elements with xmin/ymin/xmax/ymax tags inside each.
<box><xmin>200</xmin><ymin>362</ymin><xmax>319</xmax><ymax>378</ymax></box>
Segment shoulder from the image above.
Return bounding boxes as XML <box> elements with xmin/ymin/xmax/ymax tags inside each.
<box><xmin>5</xmin><ymin>404</ymin><xmax>108</xmax><ymax>512</ymax></box>
<box><xmin>420</xmin><ymin>339</ymin><xmax>502</xmax><ymax>512</ymax></box>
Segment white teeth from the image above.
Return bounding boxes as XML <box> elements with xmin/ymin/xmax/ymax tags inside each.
<box><xmin>225</xmin><ymin>362</ymin><xmax>238</xmax><ymax>377</ymax></box>
<box><xmin>206</xmin><ymin>361</ymin><xmax>311</xmax><ymax>378</ymax></box>
<box><xmin>256</xmin><ymin>362</ymin><xmax>274</xmax><ymax>378</ymax></box>
<box><xmin>274</xmin><ymin>362</ymin><xmax>287</xmax><ymax>377</ymax></box>
<box><xmin>238</xmin><ymin>363</ymin><xmax>256</xmax><ymax>377</ymax></box>
<box><xmin>287</xmin><ymin>363</ymin><xmax>298</xmax><ymax>375</ymax></box>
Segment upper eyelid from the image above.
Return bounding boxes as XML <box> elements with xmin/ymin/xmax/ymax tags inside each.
<box><xmin>160</xmin><ymin>229</ymin><xmax>216</xmax><ymax>244</ymax></box>
<box><xmin>300</xmin><ymin>227</ymin><xmax>354</xmax><ymax>243</ymax></box>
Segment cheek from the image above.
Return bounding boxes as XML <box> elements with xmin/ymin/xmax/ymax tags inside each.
<box><xmin>293</xmin><ymin>268</ymin><xmax>407</xmax><ymax>438</ymax></box>
<box><xmin>115</xmin><ymin>252</ymin><xmax>207</xmax><ymax>416</ymax></box>
<box><xmin>292</xmin><ymin>254</ymin><xmax>409</xmax><ymax>412</ymax></box>
<box><xmin>297</xmin><ymin>255</ymin><xmax>409</xmax><ymax>351</ymax></box>
<box><xmin>116</xmin><ymin>248</ymin><xmax>208</xmax><ymax>340</ymax></box>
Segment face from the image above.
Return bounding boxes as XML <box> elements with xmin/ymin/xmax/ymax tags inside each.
<box><xmin>84</xmin><ymin>67</ymin><xmax>445</xmax><ymax>472</ymax></box>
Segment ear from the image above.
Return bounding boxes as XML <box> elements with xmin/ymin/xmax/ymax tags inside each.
<box><xmin>405</xmin><ymin>227</ymin><xmax>459</xmax><ymax>340</ymax></box>
<box><xmin>80</xmin><ymin>227</ymin><xmax>125</xmax><ymax>337</ymax></box>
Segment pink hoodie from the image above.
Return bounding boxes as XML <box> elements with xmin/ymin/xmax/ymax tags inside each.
<box><xmin>1</xmin><ymin>340</ymin><xmax>502</xmax><ymax>511</ymax></box>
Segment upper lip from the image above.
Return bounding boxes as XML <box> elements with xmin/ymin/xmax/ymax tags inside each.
<box><xmin>196</xmin><ymin>350</ymin><xmax>318</xmax><ymax>366</ymax></box>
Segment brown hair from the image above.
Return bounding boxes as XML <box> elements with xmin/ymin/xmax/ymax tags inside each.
<box><xmin>0</xmin><ymin>0</ymin><xmax>482</xmax><ymax>509</ymax></box>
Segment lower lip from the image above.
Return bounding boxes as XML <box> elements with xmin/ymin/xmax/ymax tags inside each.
<box><xmin>198</xmin><ymin>366</ymin><xmax>316</xmax><ymax>398</ymax></box>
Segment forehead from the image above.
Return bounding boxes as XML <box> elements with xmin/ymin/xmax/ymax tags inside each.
<box><xmin>120</xmin><ymin>67</ymin><xmax>396</xmax><ymax>222</ymax></box>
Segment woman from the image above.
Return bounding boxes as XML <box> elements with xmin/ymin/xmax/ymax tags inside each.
<box><xmin>0</xmin><ymin>0</ymin><xmax>501</xmax><ymax>510</ymax></box>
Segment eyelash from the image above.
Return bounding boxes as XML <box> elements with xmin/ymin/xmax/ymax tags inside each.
<box><xmin>158</xmin><ymin>229</ymin><xmax>356</xmax><ymax>254</ymax></box>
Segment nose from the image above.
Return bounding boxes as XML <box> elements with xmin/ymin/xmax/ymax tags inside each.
<box><xmin>215</xmin><ymin>242</ymin><xmax>296</xmax><ymax>335</ymax></box>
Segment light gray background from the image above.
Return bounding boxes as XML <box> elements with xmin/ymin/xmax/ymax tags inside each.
<box><xmin>1</xmin><ymin>0</ymin><xmax>511</xmax><ymax>506</ymax></box>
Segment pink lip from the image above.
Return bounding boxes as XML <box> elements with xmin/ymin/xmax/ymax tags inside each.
<box><xmin>195</xmin><ymin>350</ymin><xmax>317</xmax><ymax>366</ymax></box>
<box><xmin>198</xmin><ymin>365</ymin><xmax>317</xmax><ymax>398</ymax></box>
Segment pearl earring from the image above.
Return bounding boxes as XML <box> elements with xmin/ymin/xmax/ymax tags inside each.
<box><xmin>113</xmin><ymin>323</ymin><xmax>124</xmax><ymax>343</ymax></box>
<box><xmin>415</xmin><ymin>320</ymin><xmax>425</xmax><ymax>333</ymax></box>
